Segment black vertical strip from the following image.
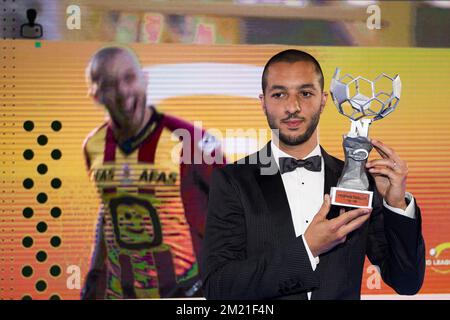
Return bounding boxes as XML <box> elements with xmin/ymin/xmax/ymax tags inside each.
<box><xmin>154</xmin><ymin>250</ymin><xmax>178</xmax><ymax>297</ymax></box>
<box><xmin>118</xmin><ymin>254</ymin><xmax>137</xmax><ymax>299</ymax></box>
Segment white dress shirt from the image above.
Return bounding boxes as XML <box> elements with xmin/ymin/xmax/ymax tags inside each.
<box><xmin>270</xmin><ymin>141</ymin><xmax>416</xmax><ymax>299</ymax></box>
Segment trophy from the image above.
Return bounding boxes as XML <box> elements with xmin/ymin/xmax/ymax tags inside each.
<box><xmin>329</xmin><ymin>68</ymin><xmax>401</xmax><ymax>208</ymax></box>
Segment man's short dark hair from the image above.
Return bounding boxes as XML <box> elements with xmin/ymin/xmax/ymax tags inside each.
<box><xmin>262</xmin><ymin>49</ymin><xmax>324</xmax><ymax>94</ymax></box>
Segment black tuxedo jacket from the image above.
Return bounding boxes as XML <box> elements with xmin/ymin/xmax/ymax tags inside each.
<box><xmin>201</xmin><ymin>142</ymin><xmax>425</xmax><ymax>300</ymax></box>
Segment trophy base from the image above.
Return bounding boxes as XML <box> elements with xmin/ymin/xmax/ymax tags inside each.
<box><xmin>331</xmin><ymin>187</ymin><xmax>373</xmax><ymax>209</ymax></box>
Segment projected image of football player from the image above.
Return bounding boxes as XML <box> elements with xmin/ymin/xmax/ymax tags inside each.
<box><xmin>81</xmin><ymin>46</ymin><xmax>225</xmax><ymax>299</ymax></box>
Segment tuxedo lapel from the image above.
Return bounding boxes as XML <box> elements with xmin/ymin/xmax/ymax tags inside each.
<box><xmin>255</xmin><ymin>143</ymin><xmax>297</xmax><ymax>245</ymax></box>
<box><xmin>253</xmin><ymin>144</ymin><xmax>344</xmax><ymax>245</ymax></box>
<box><xmin>321</xmin><ymin>146</ymin><xmax>343</xmax><ymax>220</ymax></box>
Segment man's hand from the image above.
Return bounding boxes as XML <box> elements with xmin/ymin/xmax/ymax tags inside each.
<box><xmin>366</xmin><ymin>139</ymin><xmax>408</xmax><ymax>210</ymax></box>
<box><xmin>304</xmin><ymin>194</ymin><xmax>372</xmax><ymax>257</ymax></box>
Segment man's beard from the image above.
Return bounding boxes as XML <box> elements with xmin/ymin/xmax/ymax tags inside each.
<box><xmin>266</xmin><ymin>108</ymin><xmax>321</xmax><ymax>146</ymax></box>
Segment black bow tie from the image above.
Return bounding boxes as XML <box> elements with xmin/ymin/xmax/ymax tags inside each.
<box><xmin>279</xmin><ymin>155</ymin><xmax>322</xmax><ymax>174</ymax></box>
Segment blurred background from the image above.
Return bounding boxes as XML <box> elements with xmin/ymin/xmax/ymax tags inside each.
<box><xmin>0</xmin><ymin>0</ymin><xmax>449</xmax><ymax>47</ymax></box>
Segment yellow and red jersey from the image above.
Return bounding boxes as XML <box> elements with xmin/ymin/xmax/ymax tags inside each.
<box><xmin>83</xmin><ymin>106</ymin><xmax>224</xmax><ymax>298</ymax></box>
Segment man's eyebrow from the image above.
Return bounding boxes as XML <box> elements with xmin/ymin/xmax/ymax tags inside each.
<box><xmin>124</xmin><ymin>68</ymin><xmax>135</xmax><ymax>74</ymax></box>
<box><xmin>268</xmin><ymin>85</ymin><xmax>287</xmax><ymax>91</ymax></box>
<box><xmin>268</xmin><ymin>83</ymin><xmax>318</xmax><ymax>91</ymax></box>
<box><xmin>297</xmin><ymin>83</ymin><xmax>317</xmax><ymax>90</ymax></box>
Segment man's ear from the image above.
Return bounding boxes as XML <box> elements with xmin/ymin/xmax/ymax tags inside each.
<box><xmin>259</xmin><ymin>93</ymin><xmax>267</xmax><ymax>114</ymax></box>
<box><xmin>87</xmin><ymin>82</ymin><xmax>96</xmax><ymax>98</ymax></box>
<box><xmin>320</xmin><ymin>91</ymin><xmax>328</xmax><ymax>113</ymax></box>
<box><xmin>87</xmin><ymin>82</ymin><xmax>103</xmax><ymax>105</ymax></box>
<box><xmin>85</xmin><ymin>66</ymin><xmax>94</xmax><ymax>98</ymax></box>
<box><xmin>85</xmin><ymin>65</ymin><xmax>101</xmax><ymax>104</ymax></box>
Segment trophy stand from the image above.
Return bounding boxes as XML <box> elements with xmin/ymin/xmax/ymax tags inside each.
<box><xmin>329</xmin><ymin>68</ymin><xmax>401</xmax><ymax>209</ymax></box>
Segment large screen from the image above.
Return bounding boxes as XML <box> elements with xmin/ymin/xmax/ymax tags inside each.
<box><xmin>1</xmin><ymin>41</ymin><xmax>449</xmax><ymax>299</ymax></box>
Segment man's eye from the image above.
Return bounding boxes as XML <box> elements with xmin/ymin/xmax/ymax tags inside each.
<box><xmin>301</xmin><ymin>91</ymin><xmax>313</xmax><ymax>97</ymax></box>
<box><xmin>271</xmin><ymin>93</ymin><xmax>284</xmax><ymax>98</ymax></box>
<box><xmin>124</xmin><ymin>74</ymin><xmax>136</xmax><ymax>83</ymax></box>
<box><xmin>100</xmin><ymin>80</ymin><xmax>115</xmax><ymax>88</ymax></box>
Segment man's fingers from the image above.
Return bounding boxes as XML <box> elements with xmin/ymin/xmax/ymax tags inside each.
<box><xmin>338</xmin><ymin>211</ymin><xmax>372</xmax><ymax>237</ymax></box>
<box><xmin>366</xmin><ymin>159</ymin><xmax>398</xmax><ymax>170</ymax></box>
<box><xmin>371</xmin><ymin>139</ymin><xmax>400</xmax><ymax>162</ymax></box>
<box><xmin>373</xmin><ymin>144</ymin><xmax>390</xmax><ymax>160</ymax></box>
<box><xmin>368</xmin><ymin>167</ymin><xmax>398</xmax><ymax>180</ymax></box>
<box><xmin>317</xmin><ymin>194</ymin><xmax>331</xmax><ymax>219</ymax></box>
<box><xmin>333</xmin><ymin>207</ymin><xmax>371</xmax><ymax>230</ymax></box>
<box><xmin>371</xmin><ymin>139</ymin><xmax>393</xmax><ymax>156</ymax></box>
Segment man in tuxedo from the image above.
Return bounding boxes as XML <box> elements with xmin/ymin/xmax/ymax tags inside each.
<box><xmin>201</xmin><ymin>49</ymin><xmax>425</xmax><ymax>300</ymax></box>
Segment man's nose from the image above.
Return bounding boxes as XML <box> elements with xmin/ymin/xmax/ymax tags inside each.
<box><xmin>117</xmin><ymin>80</ymin><xmax>128</xmax><ymax>95</ymax></box>
<box><xmin>286</xmin><ymin>95</ymin><xmax>301</xmax><ymax>114</ymax></box>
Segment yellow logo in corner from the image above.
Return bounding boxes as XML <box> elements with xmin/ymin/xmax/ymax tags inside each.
<box><xmin>428</xmin><ymin>242</ymin><xmax>450</xmax><ymax>274</ymax></box>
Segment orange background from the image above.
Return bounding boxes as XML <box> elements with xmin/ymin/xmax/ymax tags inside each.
<box><xmin>0</xmin><ymin>40</ymin><xmax>449</xmax><ymax>299</ymax></box>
